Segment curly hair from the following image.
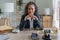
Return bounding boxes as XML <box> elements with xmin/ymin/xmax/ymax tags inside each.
<box><xmin>24</xmin><ymin>2</ymin><xmax>38</xmax><ymax>15</ymax></box>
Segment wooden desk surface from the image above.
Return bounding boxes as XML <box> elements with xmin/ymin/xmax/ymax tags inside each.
<box><xmin>7</xmin><ymin>31</ymin><xmax>57</xmax><ymax>40</ymax></box>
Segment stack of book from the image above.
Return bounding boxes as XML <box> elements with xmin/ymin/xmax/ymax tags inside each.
<box><xmin>0</xmin><ymin>25</ymin><xmax>13</xmax><ymax>34</ymax></box>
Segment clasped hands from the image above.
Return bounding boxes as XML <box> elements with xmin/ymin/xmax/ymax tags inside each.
<box><xmin>24</xmin><ymin>14</ymin><xmax>38</xmax><ymax>20</ymax></box>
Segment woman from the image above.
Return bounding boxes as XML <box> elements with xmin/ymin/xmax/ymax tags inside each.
<box><xmin>19</xmin><ymin>2</ymin><xmax>44</xmax><ymax>31</ymax></box>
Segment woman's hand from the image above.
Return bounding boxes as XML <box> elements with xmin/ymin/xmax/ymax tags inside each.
<box><xmin>29</xmin><ymin>14</ymin><xmax>38</xmax><ymax>20</ymax></box>
<box><xmin>24</xmin><ymin>15</ymin><xmax>29</xmax><ymax>20</ymax></box>
<box><xmin>33</xmin><ymin>15</ymin><xmax>38</xmax><ymax>20</ymax></box>
<box><xmin>24</xmin><ymin>14</ymin><xmax>38</xmax><ymax>20</ymax></box>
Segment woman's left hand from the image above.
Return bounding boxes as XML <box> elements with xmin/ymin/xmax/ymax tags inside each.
<box><xmin>33</xmin><ymin>15</ymin><xmax>38</xmax><ymax>20</ymax></box>
<box><xmin>29</xmin><ymin>14</ymin><xmax>38</xmax><ymax>20</ymax></box>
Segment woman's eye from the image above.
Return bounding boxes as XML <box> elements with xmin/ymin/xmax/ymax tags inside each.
<box><xmin>28</xmin><ymin>8</ymin><xmax>33</xmax><ymax>10</ymax></box>
<box><xmin>28</xmin><ymin>8</ymin><xmax>31</xmax><ymax>10</ymax></box>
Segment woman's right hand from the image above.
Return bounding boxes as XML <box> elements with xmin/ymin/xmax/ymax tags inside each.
<box><xmin>24</xmin><ymin>15</ymin><xmax>29</xmax><ymax>20</ymax></box>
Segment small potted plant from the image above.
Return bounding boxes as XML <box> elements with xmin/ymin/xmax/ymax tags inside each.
<box><xmin>17</xmin><ymin>0</ymin><xmax>23</xmax><ymax>6</ymax></box>
<box><xmin>0</xmin><ymin>8</ymin><xmax>2</xmax><ymax>18</ymax></box>
<box><xmin>0</xmin><ymin>8</ymin><xmax>2</xmax><ymax>15</ymax></box>
<box><xmin>17</xmin><ymin>0</ymin><xmax>23</xmax><ymax>11</ymax></box>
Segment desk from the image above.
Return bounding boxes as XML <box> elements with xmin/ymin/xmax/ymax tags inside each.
<box><xmin>7</xmin><ymin>31</ymin><xmax>57</xmax><ymax>40</ymax></box>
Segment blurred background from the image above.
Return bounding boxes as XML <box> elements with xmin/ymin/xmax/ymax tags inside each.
<box><xmin>0</xmin><ymin>0</ymin><xmax>59</xmax><ymax>29</ymax></box>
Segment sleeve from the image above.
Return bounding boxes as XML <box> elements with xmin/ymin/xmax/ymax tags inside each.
<box><xmin>35</xmin><ymin>15</ymin><xmax>44</xmax><ymax>30</ymax></box>
<box><xmin>19</xmin><ymin>15</ymin><xmax>26</xmax><ymax>31</ymax></box>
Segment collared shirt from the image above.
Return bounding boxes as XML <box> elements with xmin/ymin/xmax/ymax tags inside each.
<box><xmin>26</xmin><ymin>17</ymin><xmax>35</xmax><ymax>28</ymax></box>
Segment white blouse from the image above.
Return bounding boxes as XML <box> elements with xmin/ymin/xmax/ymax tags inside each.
<box><xmin>26</xmin><ymin>17</ymin><xmax>35</xmax><ymax>28</ymax></box>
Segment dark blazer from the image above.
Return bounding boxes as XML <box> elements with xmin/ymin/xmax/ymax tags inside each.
<box><xmin>19</xmin><ymin>14</ymin><xmax>44</xmax><ymax>31</ymax></box>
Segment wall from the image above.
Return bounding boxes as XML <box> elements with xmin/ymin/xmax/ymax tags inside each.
<box><xmin>36</xmin><ymin>0</ymin><xmax>53</xmax><ymax>15</ymax></box>
<box><xmin>0</xmin><ymin>0</ymin><xmax>53</xmax><ymax>27</ymax></box>
<box><xmin>53</xmin><ymin>0</ymin><xmax>59</xmax><ymax>29</ymax></box>
<box><xmin>0</xmin><ymin>0</ymin><xmax>17</xmax><ymax>27</ymax></box>
<box><xmin>23</xmin><ymin>0</ymin><xmax>53</xmax><ymax>15</ymax></box>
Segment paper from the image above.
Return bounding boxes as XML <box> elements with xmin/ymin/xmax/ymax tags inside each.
<box><xmin>12</xmin><ymin>28</ymin><xmax>20</xmax><ymax>33</ymax></box>
<box><xmin>0</xmin><ymin>35</ymin><xmax>9</xmax><ymax>40</ymax></box>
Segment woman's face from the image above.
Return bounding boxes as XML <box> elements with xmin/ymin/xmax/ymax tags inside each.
<box><xmin>28</xmin><ymin>5</ymin><xmax>35</xmax><ymax>15</ymax></box>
